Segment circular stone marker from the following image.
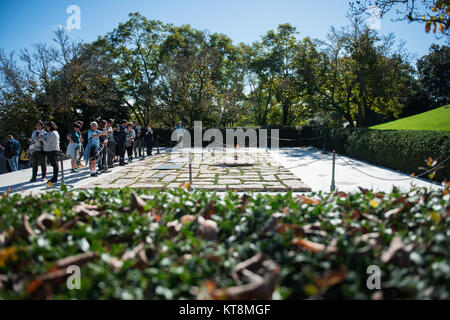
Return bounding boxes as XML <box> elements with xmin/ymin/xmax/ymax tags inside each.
<box><xmin>221</xmin><ymin>162</ymin><xmax>254</xmax><ymax>167</ymax></box>
<box><xmin>216</xmin><ymin>156</ymin><xmax>255</xmax><ymax>167</ymax></box>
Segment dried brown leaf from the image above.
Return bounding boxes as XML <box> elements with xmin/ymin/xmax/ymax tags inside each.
<box><xmin>225</xmin><ymin>253</ymin><xmax>280</xmax><ymax>300</ymax></box>
<box><xmin>35</xmin><ymin>213</ymin><xmax>54</xmax><ymax>231</ymax></box>
<box><xmin>381</xmin><ymin>236</ymin><xmax>405</xmax><ymax>263</ymax></box>
<box><xmin>314</xmin><ymin>270</ymin><xmax>348</xmax><ymax>288</ymax></box>
<box><xmin>196</xmin><ymin>216</ymin><xmax>218</xmax><ymax>241</ymax></box>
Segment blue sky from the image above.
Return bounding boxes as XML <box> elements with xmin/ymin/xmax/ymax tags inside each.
<box><xmin>0</xmin><ymin>0</ymin><xmax>446</xmax><ymax>61</ymax></box>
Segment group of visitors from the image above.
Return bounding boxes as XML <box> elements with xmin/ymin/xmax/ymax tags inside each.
<box><xmin>27</xmin><ymin>121</ymin><xmax>60</xmax><ymax>183</ymax></box>
<box><xmin>1</xmin><ymin>119</ymin><xmax>155</xmax><ymax>183</ymax></box>
<box><xmin>68</xmin><ymin>119</ymin><xmax>154</xmax><ymax>178</ymax></box>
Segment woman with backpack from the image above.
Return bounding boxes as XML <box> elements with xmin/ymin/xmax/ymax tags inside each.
<box><xmin>28</xmin><ymin>120</ymin><xmax>47</xmax><ymax>182</ymax></box>
<box><xmin>66</xmin><ymin>122</ymin><xmax>82</xmax><ymax>173</ymax></box>
<box><xmin>41</xmin><ymin>121</ymin><xmax>60</xmax><ymax>183</ymax></box>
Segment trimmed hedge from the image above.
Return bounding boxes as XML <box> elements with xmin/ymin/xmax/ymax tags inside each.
<box><xmin>276</xmin><ymin>127</ymin><xmax>449</xmax><ymax>182</ymax></box>
<box><xmin>345</xmin><ymin>130</ymin><xmax>450</xmax><ymax>182</ymax></box>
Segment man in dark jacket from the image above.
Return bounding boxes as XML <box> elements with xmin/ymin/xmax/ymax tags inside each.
<box><xmin>4</xmin><ymin>135</ymin><xmax>21</xmax><ymax>171</ymax></box>
<box><xmin>117</xmin><ymin>120</ymin><xmax>129</xmax><ymax>166</ymax></box>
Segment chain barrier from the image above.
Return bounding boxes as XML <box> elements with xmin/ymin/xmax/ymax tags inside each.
<box><xmin>336</xmin><ymin>153</ymin><xmax>450</xmax><ymax>182</ymax></box>
<box><xmin>266</xmin><ymin>135</ymin><xmax>324</xmax><ymax>142</ymax></box>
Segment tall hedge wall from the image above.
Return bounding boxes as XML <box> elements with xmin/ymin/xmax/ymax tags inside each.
<box><xmin>345</xmin><ymin>129</ymin><xmax>450</xmax><ymax>182</ymax></box>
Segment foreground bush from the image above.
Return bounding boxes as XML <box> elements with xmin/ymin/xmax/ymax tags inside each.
<box><xmin>0</xmin><ymin>187</ymin><xmax>449</xmax><ymax>299</ymax></box>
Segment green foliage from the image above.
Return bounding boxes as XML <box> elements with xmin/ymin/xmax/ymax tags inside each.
<box><xmin>345</xmin><ymin>129</ymin><xmax>450</xmax><ymax>181</ymax></box>
<box><xmin>416</xmin><ymin>45</ymin><xmax>450</xmax><ymax>106</ymax></box>
<box><xmin>0</xmin><ymin>12</ymin><xmax>447</xmax><ymax>133</ymax></box>
<box><xmin>0</xmin><ymin>187</ymin><xmax>448</xmax><ymax>299</ymax></box>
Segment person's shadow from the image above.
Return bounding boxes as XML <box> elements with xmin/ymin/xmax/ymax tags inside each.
<box><xmin>0</xmin><ymin>169</ymin><xmax>92</xmax><ymax>194</ymax></box>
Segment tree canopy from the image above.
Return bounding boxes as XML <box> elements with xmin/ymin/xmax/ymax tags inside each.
<box><xmin>0</xmin><ymin>12</ymin><xmax>447</xmax><ymax>144</ymax></box>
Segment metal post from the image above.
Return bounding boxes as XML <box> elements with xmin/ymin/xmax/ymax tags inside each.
<box><xmin>156</xmin><ymin>135</ymin><xmax>160</xmax><ymax>154</ymax></box>
<box><xmin>59</xmin><ymin>152</ymin><xmax>65</xmax><ymax>186</ymax></box>
<box><xmin>188</xmin><ymin>151</ymin><xmax>192</xmax><ymax>184</ymax></box>
<box><xmin>330</xmin><ymin>150</ymin><xmax>336</xmax><ymax>192</ymax></box>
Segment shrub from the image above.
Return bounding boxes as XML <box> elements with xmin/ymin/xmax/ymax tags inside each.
<box><xmin>345</xmin><ymin>130</ymin><xmax>450</xmax><ymax>181</ymax></box>
<box><xmin>0</xmin><ymin>187</ymin><xmax>448</xmax><ymax>299</ymax></box>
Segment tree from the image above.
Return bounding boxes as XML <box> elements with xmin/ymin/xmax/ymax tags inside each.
<box><xmin>101</xmin><ymin>13</ymin><xmax>168</xmax><ymax>126</ymax></box>
<box><xmin>302</xmin><ymin>22</ymin><xmax>413</xmax><ymax>127</ymax></box>
<box><xmin>417</xmin><ymin>44</ymin><xmax>450</xmax><ymax>105</ymax></box>
<box><xmin>159</xmin><ymin>25</ymin><xmax>219</xmax><ymax>127</ymax></box>
<box><xmin>0</xmin><ymin>50</ymin><xmax>40</xmax><ymax>143</ymax></box>
<box><xmin>245</xmin><ymin>42</ymin><xmax>276</xmax><ymax>126</ymax></box>
<box><xmin>261</xmin><ymin>24</ymin><xmax>302</xmax><ymax>125</ymax></box>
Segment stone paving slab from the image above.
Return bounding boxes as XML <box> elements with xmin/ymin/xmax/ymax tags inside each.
<box><xmin>76</xmin><ymin>149</ymin><xmax>312</xmax><ymax>192</ymax></box>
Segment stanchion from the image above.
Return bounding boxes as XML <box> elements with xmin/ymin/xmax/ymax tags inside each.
<box><xmin>188</xmin><ymin>151</ymin><xmax>192</xmax><ymax>184</ymax></box>
<box><xmin>59</xmin><ymin>152</ymin><xmax>65</xmax><ymax>187</ymax></box>
<box><xmin>156</xmin><ymin>135</ymin><xmax>160</xmax><ymax>154</ymax></box>
<box><xmin>330</xmin><ymin>150</ymin><xmax>336</xmax><ymax>192</ymax></box>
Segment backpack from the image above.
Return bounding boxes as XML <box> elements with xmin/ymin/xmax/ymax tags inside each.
<box><xmin>4</xmin><ymin>142</ymin><xmax>15</xmax><ymax>159</ymax></box>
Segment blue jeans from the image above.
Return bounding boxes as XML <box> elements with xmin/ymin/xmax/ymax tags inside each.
<box><xmin>8</xmin><ymin>155</ymin><xmax>19</xmax><ymax>171</ymax></box>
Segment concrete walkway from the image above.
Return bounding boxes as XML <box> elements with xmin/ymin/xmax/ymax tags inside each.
<box><xmin>0</xmin><ymin>147</ymin><xmax>442</xmax><ymax>195</ymax></box>
<box><xmin>271</xmin><ymin>147</ymin><xmax>442</xmax><ymax>193</ymax></box>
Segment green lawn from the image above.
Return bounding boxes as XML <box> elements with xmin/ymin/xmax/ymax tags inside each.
<box><xmin>371</xmin><ymin>105</ymin><xmax>450</xmax><ymax>131</ymax></box>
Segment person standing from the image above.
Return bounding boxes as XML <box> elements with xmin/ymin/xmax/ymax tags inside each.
<box><xmin>41</xmin><ymin>122</ymin><xmax>60</xmax><ymax>183</ymax></box>
<box><xmin>72</xmin><ymin>120</ymin><xmax>84</xmax><ymax>169</ymax></box>
<box><xmin>97</xmin><ymin>120</ymin><xmax>109</xmax><ymax>172</ymax></box>
<box><xmin>29</xmin><ymin>120</ymin><xmax>47</xmax><ymax>182</ymax></box>
<box><xmin>84</xmin><ymin>121</ymin><xmax>107</xmax><ymax>177</ymax></box>
<box><xmin>4</xmin><ymin>135</ymin><xmax>21</xmax><ymax>171</ymax></box>
<box><xmin>133</xmin><ymin>121</ymin><xmax>143</xmax><ymax>159</ymax></box>
<box><xmin>144</xmin><ymin>124</ymin><xmax>153</xmax><ymax>158</ymax></box>
<box><xmin>66</xmin><ymin>122</ymin><xmax>81</xmax><ymax>173</ymax></box>
<box><xmin>106</xmin><ymin>119</ymin><xmax>115</xmax><ymax>168</ymax></box>
<box><xmin>126</xmin><ymin>122</ymin><xmax>135</xmax><ymax>162</ymax></box>
<box><xmin>113</xmin><ymin>124</ymin><xmax>120</xmax><ymax>163</ymax></box>
<box><xmin>117</xmin><ymin>120</ymin><xmax>128</xmax><ymax>166</ymax></box>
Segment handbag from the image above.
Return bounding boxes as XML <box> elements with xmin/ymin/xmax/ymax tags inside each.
<box><xmin>20</xmin><ymin>150</ymin><xmax>30</xmax><ymax>162</ymax></box>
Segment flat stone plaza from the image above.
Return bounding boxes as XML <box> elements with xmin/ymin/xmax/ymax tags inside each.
<box><xmin>0</xmin><ymin>147</ymin><xmax>442</xmax><ymax>195</ymax></box>
<box><xmin>77</xmin><ymin>148</ymin><xmax>311</xmax><ymax>191</ymax></box>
